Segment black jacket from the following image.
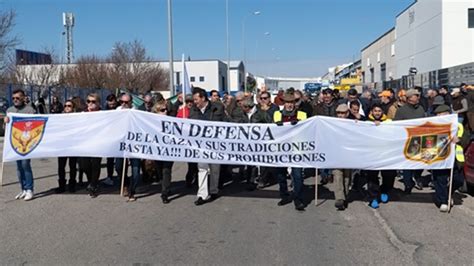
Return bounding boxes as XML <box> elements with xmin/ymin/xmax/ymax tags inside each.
<box><xmin>189</xmin><ymin>101</ymin><xmax>225</xmax><ymax>122</ymax></box>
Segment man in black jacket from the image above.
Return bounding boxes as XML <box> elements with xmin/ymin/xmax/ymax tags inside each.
<box><xmin>189</xmin><ymin>87</ymin><xmax>226</xmax><ymax>205</ymax></box>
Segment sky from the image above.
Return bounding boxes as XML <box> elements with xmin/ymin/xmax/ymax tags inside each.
<box><xmin>3</xmin><ymin>0</ymin><xmax>414</xmax><ymax>77</ymax></box>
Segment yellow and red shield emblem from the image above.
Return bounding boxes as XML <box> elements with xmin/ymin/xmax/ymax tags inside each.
<box><xmin>10</xmin><ymin>117</ymin><xmax>48</xmax><ymax>156</ymax></box>
<box><xmin>404</xmin><ymin>122</ymin><xmax>452</xmax><ymax>164</ymax></box>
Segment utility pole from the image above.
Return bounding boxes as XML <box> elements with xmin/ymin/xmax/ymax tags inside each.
<box><xmin>167</xmin><ymin>0</ymin><xmax>175</xmax><ymax>96</ymax></box>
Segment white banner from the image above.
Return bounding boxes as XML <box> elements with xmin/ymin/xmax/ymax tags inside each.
<box><xmin>315</xmin><ymin>115</ymin><xmax>457</xmax><ymax>170</ymax></box>
<box><xmin>2</xmin><ymin>110</ymin><xmax>457</xmax><ymax>169</ymax></box>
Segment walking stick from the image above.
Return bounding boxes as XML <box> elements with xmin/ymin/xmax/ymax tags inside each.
<box><xmin>447</xmin><ymin>167</ymin><xmax>454</xmax><ymax>213</ymax></box>
<box><xmin>314</xmin><ymin>168</ymin><xmax>319</xmax><ymax>206</ymax></box>
<box><xmin>120</xmin><ymin>158</ymin><xmax>127</xmax><ymax>197</ymax></box>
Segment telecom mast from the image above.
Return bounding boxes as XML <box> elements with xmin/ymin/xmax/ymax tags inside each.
<box><xmin>63</xmin><ymin>12</ymin><xmax>74</xmax><ymax>64</ymax></box>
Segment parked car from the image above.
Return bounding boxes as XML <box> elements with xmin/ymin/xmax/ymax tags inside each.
<box><xmin>462</xmin><ymin>139</ymin><xmax>474</xmax><ymax>194</ymax></box>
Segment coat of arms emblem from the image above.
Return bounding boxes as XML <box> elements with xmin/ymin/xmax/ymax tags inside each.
<box><xmin>10</xmin><ymin>117</ymin><xmax>48</xmax><ymax>156</ymax></box>
<box><xmin>404</xmin><ymin>122</ymin><xmax>452</xmax><ymax>164</ymax></box>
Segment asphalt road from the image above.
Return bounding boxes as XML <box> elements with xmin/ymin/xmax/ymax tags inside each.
<box><xmin>0</xmin><ymin>138</ymin><xmax>473</xmax><ymax>265</ymax></box>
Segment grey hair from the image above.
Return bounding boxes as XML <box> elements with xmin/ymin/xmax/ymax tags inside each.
<box><xmin>242</xmin><ymin>98</ymin><xmax>255</xmax><ymax>108</ymax></box>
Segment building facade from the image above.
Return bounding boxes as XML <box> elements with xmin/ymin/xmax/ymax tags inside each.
<box><xmin>361</xmin><ymin>28</ymin><xmax>397</xmax><ymax>90</ymax></box>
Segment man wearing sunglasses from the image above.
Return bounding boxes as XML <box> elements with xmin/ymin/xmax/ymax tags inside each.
<box><xmin>115</xmin><ymin>93</ymin><xmax>142</xmax><ymax>202</ymax></box>
<box><xmin>4</xmin><ymin>89</ymin><xmax>37</xmax><ymax>201</ymax></box>
<box><xmin>255</xmin><ymin>91</ymin><xmax>278</xmax><ymax>189</ymax></box>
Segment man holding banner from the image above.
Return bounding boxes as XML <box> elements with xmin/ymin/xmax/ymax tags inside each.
<box><xmin>394</xmin><ymin>89</ymin><xmax>426</xmax><ymax>194</ymax></box>
<box><xmin>4</xmin><ymin>89</ymin><xmax>37</xmax><ymax>201</ymax></box>
<box><xmin>273</xmin><ymin>92</ymin><xmax>307</xmax><ymax>211</ymax></box>
<box><xmin>189</xmin><ymin>87</ymin><xmax>226</xmax><ymax>205</ymax></box>
<box><xmin>432</xmin><ymin>104</ymin><xmax>465</xmax><ymax>212</ymax></box>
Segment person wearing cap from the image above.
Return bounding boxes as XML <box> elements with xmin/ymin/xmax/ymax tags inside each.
<box><xmin>331</xmin><ymin>103</ymin><xmax>352</xmax><ymax>210</ymax></box>
<box><xmin>394</xmin><ymin>88</ymin><xmax>426</xmax><ymax>194</ymax></box>
<box><xmin>432</xmin><ymin>104</ymin><xmax>465</xmax><ymax>212</ymax></box>
<box><xmin>427</xmin><ymin>95</ymin><xmax>446</xmax><ymax>116</ymax></box>
<box><xmin>365</xmin><ymin>103</ymin><xmax>397</xmax><ymax>209</ymax></box>
<box><xmin>273</xmin><ymin>92</ymin><xmax>307</xmax><ymax>211</ymax></box>
<box><xmin>378</xmin><ymin>90</ymin><xmax>395</xmax><ymax>115</ymax></box>
<box><xmin>387</xmin><ymin>89</ymin><xmax>407</xmax><ymax>119</ymax></box>
<box><xmin>451</xmin><ymin>88</ymin><xmax>468</xmax><ymax>124</ymax></box>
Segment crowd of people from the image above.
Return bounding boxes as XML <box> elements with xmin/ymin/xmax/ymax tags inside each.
<box><xmin>4</xmin><ymin>82</ymin><xmax>474</xmax><ymax>212</ymax></box>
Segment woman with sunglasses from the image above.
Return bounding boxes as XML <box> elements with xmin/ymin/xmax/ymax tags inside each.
<box><xmin>80</xmin><ymin>93</ymin><xmax>102</xmax><ymax>198</ymax></box>
<box><xmin>153</xmin><ymin>101</ymin><xmax>174</xmax><ymax>204</ymax></box>
<box><xmin>55</xmin><ymin>100</ymin><xmax>78</xmax><ymax>193</ymax></box>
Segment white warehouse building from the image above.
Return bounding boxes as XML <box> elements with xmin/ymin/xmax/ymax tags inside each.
<box><xmin>395</xmin><ymin>0</ymin><xmax>474</xmax><ymax>79</ymax></box>
<box><xmin>16</xmin><ymin>59</ymin><xmax>245</xmax><ymax>95</ymax></box>
<box><xmin>361</xmin><ymin>0</ymin><xmax>474</xmax><ymax>89</ymax></box>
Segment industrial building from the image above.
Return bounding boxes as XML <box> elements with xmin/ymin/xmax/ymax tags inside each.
<box><xmin>360</xmin><ymin>0</ymin><xmax>474</xmax><ymax>90</ymax></box>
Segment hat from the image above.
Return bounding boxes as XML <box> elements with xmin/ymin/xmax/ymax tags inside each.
<box><xmin>434</xmin><ymin>104</ymin><xmax>450</xmax><ymax>114</ymax></box>
<box><xmin>432</xmin><ymin>95</ymin><xmax>445</xmax><ymax>105</ymax></box>
<box><xmin>347</xmin><ymin>88</ymin><xmax>358</xmax><ymax>96</ymax></box>
<box><xmin>336</xmin><ymin>104</ymin><xmax>349</xmax><ymax>112</ymax></box>
<box><xmin>282</xmin><ymin>93</ymin><xmax>295</xmax><ymax>102</ymax></box>
<box><xmin>322</xmin><ymin>88</ymin><xmax>333</xmax><ymax>95</ymax></box>
<box><xmin>451</xmin><ymin>88</ymin><xmax>461</xmax><ymax>95</ymax></box>
<box><xmin>406</xmin><ymin>89</ymin><xmax>420</xmax><ymax>97</ymax></box>
<box><xmin>378</xmin><ymin>90</ymin><xmax>391</xmax><ymax>97</ymax></box>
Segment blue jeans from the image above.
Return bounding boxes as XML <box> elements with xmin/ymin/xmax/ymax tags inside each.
<box><xmin>320</xmin><ymin>169</ymin><xmax>332</xmax><ymax>178</ymax></box>
<box><xmin>16</xmin><ymin>159</ymin><xmax>34</xmax><ymax>191</ymax></box>
<box><xmin>402</xmin><ymin>170</ymin><xmax>422</xmax><ymax>190</ymax></box>
<box><xmin>115</xmin><ymin>158</ymin><xmax>141</xmax><ymax>195</ymax></box>
<box><xmin>433</xmin><ymin>168</ymin><xmax>464</xmax><ymax>205</ymax></box>
<box><xmin>276</xmin><ymin>167</ymin><xmax>303</xmax><ymax>201</ymax></box>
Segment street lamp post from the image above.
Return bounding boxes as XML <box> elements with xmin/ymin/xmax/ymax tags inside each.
<box><xmin>226</xmin><ymin>0</ymin><xmax>230</xmax><ymax>94</ymax></box>
<box><xmin>167</xmin><ymin>0</ymin><xmax>175</xmax><ymax>96</ymax></box>
<box><xmin>242</xmin><ymin>10</ymin><xmax>261</xmax><ymax>92</ymax></box>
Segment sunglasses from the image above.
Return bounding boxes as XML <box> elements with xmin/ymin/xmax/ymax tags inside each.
<box><xmin>336</xmin><ymin>111</ymin><xmax>348</xmax><ymax>114</ymax></box>
<box><xmin>12</xmin><ymin>96</ymin><xmax>21</xmax><ymax>100</ymax></box>
<box><xmin>64</xmin><ymin>104</ymin><xmax>73</xmax><ymax>107</ymax></box>
<box><xmin>159</xmin><ymin>108</ymin><xmax>167</xmax><ymax>112</ymax></box>
<box><xmin>121</xmin><ymin>100</ymin><xmax>131</xmax><ymax>104</ymax></box>
<box><xmin>260</xmin><ymin>97</ymin><xmax>269</xmax><ymax>100</ymax></box>
<box><xmin>86</xmin><ymin>99</ymin><xmax>96</xmax><ymax>104</ymax></box>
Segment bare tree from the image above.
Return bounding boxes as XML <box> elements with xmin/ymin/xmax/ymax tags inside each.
<box><xmin>0</xmin><ymin>10</ymin><xmax>20</xmax><ymax>76</ymax></box>
<box><xmin>60</xmin><ymin>55</ymin><xmax>110</xmax><ymax>89</ymax></box>
<box><xmin>109</xmin><ymin>40</ymin><xmax>168</xmax><ymax>93</ymax></box>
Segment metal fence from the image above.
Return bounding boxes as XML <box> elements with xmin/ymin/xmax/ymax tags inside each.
<box><xmin>382</xmin><ymin>62</ymin><xmax>474</xmax><ymax>91</ymax></box>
